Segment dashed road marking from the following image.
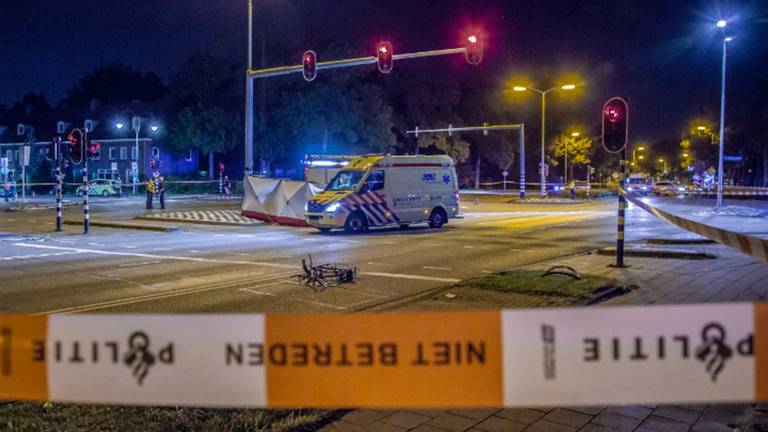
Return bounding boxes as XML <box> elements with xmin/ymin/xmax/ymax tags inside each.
<box><xmin>463</xmin><ymin>245</ymin><xmax>475</xmax><ymax>249</ymax></box>
<box><xmin>422</xmin><ymin>266</ymin><xmax>453</xmax><ymax>271</ymax></box>
<box><xmin>121</xmin><ymin>245</ymin><xmax>137</xmax><ymax>249</ymax></box>
<box><xmin>366</xmin><ymin>261</ymin><xmax>392</xmax><ymax>266</ymax></box>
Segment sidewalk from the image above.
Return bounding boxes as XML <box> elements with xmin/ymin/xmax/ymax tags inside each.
<box><xmin>322</xmin><ymin>239</ymin><xmax>768</xmax><ymax>432</ymax></box>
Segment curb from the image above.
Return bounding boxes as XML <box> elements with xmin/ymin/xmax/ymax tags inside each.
<box><xmin>596</xmin><ymin>246</ymin><xmax>716</xmax><ymax>260</ymax></box>
<box><xmin>134</xmin><ymin>216</ymin><xmax>261</xmax><ymax>227</ymax></box>
<box><xmin>62</xmin><ymin>220</ymin><xmax>181</xmax><ymax>233</ymax></box>
<box><xmin>645</xmin><ymin>238</ymin><xmax>716</xmax><ymax>245</ymax></box>
<box><xmin>5</xmin><ymin>201</ymin><xmax>77</xmax><ymax>212</ymax></box>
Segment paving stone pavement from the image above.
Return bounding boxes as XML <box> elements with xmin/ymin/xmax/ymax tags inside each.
<box><xmin>321</xmin><ymin>238</ymin><xmax>767</xmax><ymax>432</ymax></box>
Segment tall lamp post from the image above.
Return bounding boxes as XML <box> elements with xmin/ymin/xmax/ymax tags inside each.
<box><xmin>116</xmin><ymin>111</ymin><xmax>158</xmax><ymax>195</ymax></box>
<box><xmin>715</xmin><ymin>19</ymin><xmax>733</xmax><ymax>207</ymax></box>
<box><xmin>512</xmin><ymin>84</ymin><xmax>576</xmax><ymax>197</ymax></box>
<box><xmin>632</xmin><ymin>146</ymin><xmax>645</xmax><ymax>174</ymax></box>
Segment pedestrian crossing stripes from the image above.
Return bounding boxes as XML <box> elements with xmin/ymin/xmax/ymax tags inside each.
<box><xmin>137</xmin><ymin>210</ymin><xmax>262</xmax><ymax>225</ymax></box>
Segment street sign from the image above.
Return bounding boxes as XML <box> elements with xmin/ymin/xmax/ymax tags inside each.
<box><xmin>723</xmin><ymin>156</ymin><xmax>743</xmax><ymax>162</ymax></box>
<box><xmin>131</xmin><ymin>162</ymin><xmax>138</xmax><ymax>170</ymax></box>
<box><xmin>0</xmin><ymin>157</ymin><xmax>7</xmax><ymax>168</ymax></box>
<box><xmin>502</xmin><ymin>170</ymin><xmax>508</xmax><ymax>177</ymax></box>
<box><xmin>110</xmin><ymin>162</ymin><xmax>118</xmax><ymax>171</ymax></box>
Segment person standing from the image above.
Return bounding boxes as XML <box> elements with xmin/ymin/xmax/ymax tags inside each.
<box><xmin>145</xmin><ymin>177</ymin><xmax>155</xmax><ymax>209</ymax></box>
<box><xmin>3</xmin><ymin>179</ymin><xmax>9</xmax><ymax>202</ymax></box>
<box><xmin>158</xmin><ymin>176</ymin><xmax>166</xmax><ymax>210</ymax></box>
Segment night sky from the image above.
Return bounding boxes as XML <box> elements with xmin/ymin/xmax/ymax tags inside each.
<box><xmin>1</xmin><ymin>0</ymin><xmax>766</xmax><ymax>143</ymax></box>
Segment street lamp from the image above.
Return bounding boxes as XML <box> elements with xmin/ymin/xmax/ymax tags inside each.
<box><xmin>116</xmin><ymin>110</ymin><xmax>158</xmax><ymax>195</ymax></box>
<box><xmin>658</xmin><ymin>158</ymin><xmax>668</xmax><ymax>176</ymax></box>
<box><xmin>632</xmin><ymin>146</ymin><xmax>646</xmax><ymax>174</ymax></box>
<box><xmin>512</xmin><ymin>83</ymin><xmax>577</xmax><ymax>197</ymax></box>
<box><xmin>715</xmin><ymin>20</ymin><xmax>733</xmax><ymax>207</ymax></box>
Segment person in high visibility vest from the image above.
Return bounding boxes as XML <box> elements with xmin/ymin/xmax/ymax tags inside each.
<box><xmin>145</xmin><ymin>177</ymin><xmax>156</xmax><ymax>209</ymax></box>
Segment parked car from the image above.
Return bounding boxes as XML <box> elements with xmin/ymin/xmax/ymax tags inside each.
<box><xmin>76</xmin><ymin>179</ymin><xmax>120</xmax><ymax>197</ymax></box>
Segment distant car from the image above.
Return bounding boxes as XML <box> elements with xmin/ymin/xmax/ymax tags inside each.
<box><xmin>625</xmin><ymin>177</ymin><xmax>652</xmax><ymax>196</ymax></box>
<box><xmin>653</xmin><ymin>181</ymin><xmax>684</xmax><ymax>196</ymax></box>
<box><xmin>574</xmin><ymin>181</ymin><xmax>591</xmax><ymax>191</ymax></box>
<box><xmin>76</xmin><ymin>179</ymin><xmax>119</xmax><ymax>197</ymax></box>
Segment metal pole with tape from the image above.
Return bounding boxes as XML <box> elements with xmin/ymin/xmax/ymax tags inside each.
<box><xmin>601</xmin><ymin>97</ymin><xmax>630</xmax><ymax>267</ymax></box>
<box><xmin>83</xmin><ymin>133</ymin><xmax>89</xmax><ymax>235</ymax></box>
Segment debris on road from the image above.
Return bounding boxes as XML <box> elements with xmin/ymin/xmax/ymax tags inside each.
<box><xmin>542</xmin><ymin>265</ymin><xmax>581</xmax><ymax>280</ymax></box>
<box><xmin>295</xmin><ymin>255</ymin><xmax>357</xmax><ymax>292</ymax></box>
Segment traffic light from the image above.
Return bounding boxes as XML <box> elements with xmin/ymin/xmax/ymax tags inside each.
<box><xmin>67</xmin><ymin>129</ymin><xmax>83</xmax><ymax>164</ymax></box>
<box><xmin>465</xmin><ymin>34</ymin><xmax>483</xmax><ymax>65</ymax></box>
<box><xmin>87</xmin><ymin>140</ymin><xmax>101</xmax><ymax>159</ymax></box>
<box><xmin>218</xmin><ymin>162</ymin><xmax>225</xmax><ymax>173</ymax></box>
<box><xmin>601</xmin><ymin>97</ymin><xmax>629</xmax><ymax>153</ymax></box>
<box><xmin>302</xmin><ymin>50</ymin><xmax>317</xmax><ymax>82</ymax></box>
<box><xmin>376</xmin><ymin>41</ymin><xmax>393</xmax><ymax>73</ymax></box>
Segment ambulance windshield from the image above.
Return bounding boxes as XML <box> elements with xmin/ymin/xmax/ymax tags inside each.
<box><xmin>325</xmin><ymin>170</ymin><xmax>365</xmax><ymax>191</ymax></box>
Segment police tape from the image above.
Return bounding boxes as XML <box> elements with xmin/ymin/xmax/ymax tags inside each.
<box><xmin>620</xmin><ymin>188</ymin><xmax>768</xmax><ymax>262</ymax></box>
<box><xmin>0</xmin><ymin>305</ymin><xmax>766</xmax><ymax>408</ymax></box>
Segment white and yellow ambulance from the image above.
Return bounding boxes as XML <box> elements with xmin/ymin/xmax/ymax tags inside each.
<box><xmin>304</xmin><ymin>154</ymin><xmax>460</xmax><ymax>233</ymax></box>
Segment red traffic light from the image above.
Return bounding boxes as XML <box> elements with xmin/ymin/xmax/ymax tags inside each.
<box><xmin>87</xmin><ymin>142</ymin><xmax>101</xmax><ymax>159</ymax></box>
<box><xmin>302</xmin><ymin>50</ymin><xmax>317</xmax><ymax>82</ymax></box>
<box><xmin>218</xmin><ymin>162</ymin><xmax>225</xmax><ymax>173</ymax></box>
<box><xmin>376</xmin><ymin>41</ymin><xmax>393</xmax><ymax>74</ymax></box>
<box><xmin>601</xmin><ymin>97</ymin><xmax>629</xmax><ymax>153</ymax></box>
<box><xmin>67</xmin><ymin>130</ymin><xmax>83</xmax><ymax>165</ymax></box>
<box><xmin>465</xmin><ymin>34</ymin><xmax>483</xmax><ymax>65</ymax></box>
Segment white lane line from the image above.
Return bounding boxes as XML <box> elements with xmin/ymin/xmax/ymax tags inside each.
<box><xmin>88</xmin><ymin>242</ymin><xmax>105</xmax><ymax>246</ymax></box>
<box><xmin>14</xmin><ymin>243</ymin><xmax>296</xmax><ymax>269</ymax></box>
<box><xmin>34</xmin><ymin>271</ymin><xmax>297</xmax><ymax>315</ymax></box>
<box><xmin>482</xmin><ymin>270</ymin><xmax>495</xmax><ymax>274</ymax></box>
<box><xmin>509</xmin><ymin>249</ymin><xmax>524</xmax><ymax>252</ymax></box>
<box><xmin>188</xmin><ymin>250</ymin><xmax>204</xmax><ymax>253</ymax></box>
<box><xmin>379</xmin><ymin>241</ymin><xmax>400</xmax><ymax>245</ymax></box>
<box><xmin>121</xmin><ymin>245</ymin><xmax>137</xmax><ymax>249</ymax></box>
<box><xmin>463</xmin><ymin>245</ymin><xmax>474</xmax><ymax>249</ymax></box>
<box><xmin>14</xmin><ymin>243</ymin><xmax>460</xmax><ymax>284</ymax></box>
<box><xmin>366</xmin><ymin>261</ymin><xmax>392</xmax><ymax>266</ymax></box>
<box><xmin>364</xmin><ymin>271</ymin><xmax>459</xmax><ymax>283</ymax></box>
<box><xmin>422</xmin><ymin>265</ymin><xmax>453</xmax><ymax>271</ymax></box>
<box><xmin>152</xmin><ymin>248</ymin><xmax>171</xmax><ymax>251</ymax></box>
<box><xmin>118</xmin><ymin>260</ymin><xmax>161</xmax><ymax>268</ymax></box>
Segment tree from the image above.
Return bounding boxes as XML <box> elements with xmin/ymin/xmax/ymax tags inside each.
<box><xmin>167</xmin><ymin>54</ymin><xmax>242</xmax><ymax>177</ymax></box>
<box><xmin>60</xmin><ymin>64</ymin><xmax>166</xmax><ymax>108</ymax></box>
<box><xmin>553</xmin><ymin>134</ymin><xmax>592</xmax><ymax>180</ymax></box>
<box><xmin>257</xmin><ymin>74</ymin><xmax>395</xmax><ymax>168</ymax></box>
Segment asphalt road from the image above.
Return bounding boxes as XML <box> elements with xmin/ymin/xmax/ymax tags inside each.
<box><xmin>0</xmin><ymin>193</ymin><xmax>752</xmax><ymax>315</ymax></box>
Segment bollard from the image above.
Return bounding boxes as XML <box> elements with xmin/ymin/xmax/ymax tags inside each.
<box><xmin>83</xmin><ymin>162</ymin><xmax>89</xmax><ymax>235</ymax></box>
<box><xmin>616</xmin><ymin>151</ymin><xmax>627</xmax><ymax>267</ymax></box>
<box><xmin>55</xmin><ymin>165</ymin><xmax>62</xmax><ymax>232</ymax></box>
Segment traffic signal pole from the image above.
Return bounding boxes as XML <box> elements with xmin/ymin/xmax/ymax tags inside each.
<box><xmin>54</xmin><ymin>138</ymin><xmax>62</xmax><ymax>232</ymax></box>
<box><xmin>83</xmin><ymin>132</ymin><xmax>90</xmax><ymax>235</ymax></box>
<box><xmin>616</xmin><ymin>148</ymin><xmax>626</xmax><ymax>267</ymax></box>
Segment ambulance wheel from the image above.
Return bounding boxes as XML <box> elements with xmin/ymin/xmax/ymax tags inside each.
<box><xmin>344</xmin><ymin>211</ymin><xmax>368</xmax><ymax>234</ymax></box>
<box><xmin>428</xmin><ymin>208</ymin><xmax>447</xmax><ymax>229</ymax></box>
<box><xmin>102</xmin><ymin>190</ymin><xmax>110</xmax><ymax>197</ymax></box>
<box><xmin>318</xmin><ymin>228</ymin><xmax>332</xmax><ymax>234</ymax></box>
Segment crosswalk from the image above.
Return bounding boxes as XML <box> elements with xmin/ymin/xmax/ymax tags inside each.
<box><xmin>136</xmin><ymin>210</ymin><xmax>262</xmax><ymax>225</ymax></box>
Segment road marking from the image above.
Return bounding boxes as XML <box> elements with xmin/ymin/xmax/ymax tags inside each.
<box><xmin>379</xmin><ymin>241</ymin><xmax>400</xmax><ymax>245</ymax></box>
<box><xmin>121</xmin><ymin>245</ymin><xmax>137</xmax><ymax>249</ymax></box>
<box><xmin>118</xmin><ymin>260</ymin><xmax>161</xmax><ymax>268</ymax></box>
<box><xmin>422</xmin><ymin>266</ymin><xmax>453</xmax><ymax>271</ymax></box>
<box><xmin>366</xmin><ymin>261</ymin><xmax>392</xmax><ymax>266</ymax></box>
<box><xmin>33</xmin><ymin>271</ymin><xmax>297</xmax><ymax>315</ymax></box>
<box><xmin>509</xmin><ymin>249</ymin><xmax>524</xmax><ymax>252</ymax></box>
<box><xmin>14</xmin><ymin>243</ymin><xmax>460</xmax><ymax>284</ymax></box>
<box><xmin>88</xmin><ymin>242</ymin><xmax>105</xmax><ymax>246</ymax></box>
<box><xmin>364</xmin><ymin>271</ymin><xmax>459</xmax><ymax>283</ymax></box>
<box><xmin>152</xmin><ymin>248</ymin><xmax>171</xmax><ymax>251</ymax></box>
<box><xmin>0</xmin><ymin>251</ymin><xmax>81</xmax><ymax>261</ymax></box>
<box><xmin>188</xmin><ymin>250</ymin><xmax>204</xmax><ymax>253</ymax></box>
<box><xmin>463</xmin><ymin>245</ymin><xmax>475</xmax><ymax>249</ymax></box>
<box><xmin>482</xmin><ymin>270</ymin><xmax>495</xmax><ymax>274</ymax></box>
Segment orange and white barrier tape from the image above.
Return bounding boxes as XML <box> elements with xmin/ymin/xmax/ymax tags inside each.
<box><xmin>621</xmin><ymin>188</ymin><xmax>768</xmax><ymax>262</ymax></box>
<box><xmin>0</xmin><ymin>304</ymin><xmax>766</xmax><ymax>408</ymax></box>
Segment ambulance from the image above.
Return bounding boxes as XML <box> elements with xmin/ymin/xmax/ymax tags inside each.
<box><xmin>304</xmin><ymin>154</ymin><xmax>461</xmax><ymax>233</ymax></box>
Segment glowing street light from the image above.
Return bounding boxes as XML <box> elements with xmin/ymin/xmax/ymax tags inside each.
<box><xmin>510</xmin><ymin>83</ymin><xmax>578</xmax><ymax>195</ymax></box>
<box><xmin>116</xmin><ymin>122</ymin><xmax>125</xmax><ymax>130</ymax></box>
<box><xmin>571</xmin><ymin>132</ymin><xmax>580</xmax><ymax>137</ymax></box>
<box><xmin>116</xmin><ymin>110</ymin><xmax>159</xmax><ymax>194</ymax></box>
<box><xmin>697</xmin><ymin>126</ymin><xmax>707</xmax><ymax>131</ymax></box>
<box><xmin>632</xmin><ymin>146</ymin><xmax>647</xmax><ymax>174</ymax></box>
<box><xmin>717</xmin><ymin>20</ymin><xmax>727</xmax><ymax>28</ymax></box>
<box><xmin>715</xmin><ymin>19</ymin><xmax>733</xmax><ymax>206</ymax></box>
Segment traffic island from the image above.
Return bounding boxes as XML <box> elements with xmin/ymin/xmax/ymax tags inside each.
<box><xmin>62</xmin><ymin>220</ymin><xmax>181</xmax><ymax>233</ymax></box>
